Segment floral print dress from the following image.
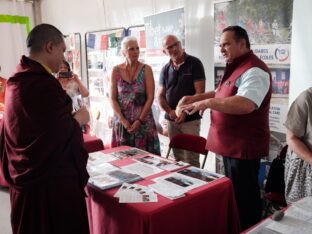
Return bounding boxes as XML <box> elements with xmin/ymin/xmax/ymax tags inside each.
<box><xmin>111</xmin><ymin>65</ymin><xmax>160</xmax><ymax>155</ymax></box>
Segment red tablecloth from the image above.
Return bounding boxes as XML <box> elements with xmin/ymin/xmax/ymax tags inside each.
<box><xmin>83</xmin><ymin>134</ymin><xmax>104</xmax><ymax>153</ymax></box>
<box><xmin>86</xmin><ymin>147</ymin><xmax>241</xmax><ymax>234</ymax></box>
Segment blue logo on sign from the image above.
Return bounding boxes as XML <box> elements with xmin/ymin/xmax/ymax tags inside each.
<box><xmin>275</xmin><ymin>46</ymin><xmax>289</xmax><ymax>62</ymax></box>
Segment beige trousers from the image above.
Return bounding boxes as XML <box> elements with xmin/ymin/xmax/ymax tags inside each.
<box><xmin>167</xmin><ymin>119</ymin><xmax>201</xmax><ymax>167</ymax></box>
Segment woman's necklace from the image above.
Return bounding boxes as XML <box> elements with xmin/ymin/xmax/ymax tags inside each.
<box><xmin>126</xmin><ymin>63</ymin><xmax>139</xmax><ymax>81</ymax></box>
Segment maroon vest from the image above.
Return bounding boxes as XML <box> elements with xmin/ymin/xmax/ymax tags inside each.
<box><xmin>206</xmin><ymin>51</ymin><xmax>272</xmax><ymax>159</ymax></box>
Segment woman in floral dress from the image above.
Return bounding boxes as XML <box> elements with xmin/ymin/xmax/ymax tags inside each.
<box><xmin>110</xmin><ymin>36</ymin><xmax>160</xmax><ymax>155</ymax></box>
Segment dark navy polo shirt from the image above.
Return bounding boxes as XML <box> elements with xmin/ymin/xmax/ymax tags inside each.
<box><xmin>159</xmin><ymin>53</ymin><xmax>206</xmax><ymax>121</ymax></box>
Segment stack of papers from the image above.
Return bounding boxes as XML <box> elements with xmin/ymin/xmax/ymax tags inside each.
<box><xmin>88</xmin><ymin>151</ymin><xmax>117</xmax><ymax>163</ymax></box>
<box><xmin>114</xmin><ymin>183</ymin><xmax>158</xmax><ymax>203</ymax></box>
<box><xmin>149</xmin><ymin>182</ymin><xmax>185</xmax><ymax>200</ymax></box>
<box><xmin>149</xmin><ymin>167</ymin><xmax>223</xmax><ymax>200</ymax></box>
<box><xmin>121</xmin><ymin>162</ymin><xmax>163</xmax><ymax>178</ymax></box>
<box><xmin>88</xmin><ymin>169</ymin><xmax>143</xmax><ymax>190</ymax></box>
<box><xmin>110</xmin><ymin>148</ymin><xmax>148</xmax><ymax>159</ymax></box>
<box><xmin>135</xmin><ymin>155</ymin><xmax>189</xmax><ymax>171</ymax></box>
<box><xmin>177</xmin><ymin>166</ymin><xmax>224</xmax><ymax>182</ymax></box>
<box><xmin>149</xmin><ymin>172</ymin><xmax>207</xmax><ymax>200</ymax></box>
<box><xmin>87</xmin><ymin>151</ymin><xmax>118</xmax><ymax>177</ymax></box>
<box><xmin>87</xmin><ymin>162</ymin><xmax>119</xmax><ymax>177</ymax></box>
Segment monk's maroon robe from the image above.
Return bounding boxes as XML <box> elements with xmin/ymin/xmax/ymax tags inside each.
<box><xmin>0</xmin><ymin>56</ymin><xmax>89</xmax><ymax>234</ymax></box>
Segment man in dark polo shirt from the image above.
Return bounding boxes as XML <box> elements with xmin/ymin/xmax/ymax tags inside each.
<box><xmin>158</xmin><ymin>35</ymin><xmax>205</xmax><ymax>167</ymax></box>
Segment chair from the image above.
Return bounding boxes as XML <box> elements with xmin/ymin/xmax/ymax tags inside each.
<box><xmin>263</xmin><ymin>145</ymin><xmax>288</xmax><ymax>216</ymax></box>
<box><xmin>166</xmin><ymin>133</ymin><xmax>208</xmax><ymax>169</ymax></box>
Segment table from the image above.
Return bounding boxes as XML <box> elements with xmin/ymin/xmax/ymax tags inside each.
<box><xmin>86</xmin><ymin>147</ymin><xmax>240</xmax><ymax>234</ymax></box>
<box><xmin>241</xmin><ymin>201</ymin><xmax>311</xmax><ymax>234</ymax></box>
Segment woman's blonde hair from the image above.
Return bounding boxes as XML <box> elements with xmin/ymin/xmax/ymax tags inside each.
<box><xmin>121</xmin><ymin>36</ymin><xmax>138</xmax><ymax>53</ymax></box>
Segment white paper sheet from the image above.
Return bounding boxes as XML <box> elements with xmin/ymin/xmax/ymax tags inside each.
<box><xmin>121</xmin><ymin>162</ymin><xmax>163</xmax><ymax>178</ymax></box>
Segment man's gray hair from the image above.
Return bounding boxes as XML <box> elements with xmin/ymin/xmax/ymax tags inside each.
<box><xmin>26</xmin><ymin>24</ymin><xmax>64</xmax><ymax>53</ymax></box>
<box><xmin>121</xmin><ymin>36</ymin><xmax>138</xmax><ymax>52</ymax></box>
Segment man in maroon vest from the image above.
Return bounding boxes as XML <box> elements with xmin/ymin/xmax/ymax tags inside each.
<box><xmin>0</xmin><ymin>24</ymin><xmax>90</xmax><ymax>234</ymax></box>
<box><xmin>181</xmin><ymin>26</ymin><xmax>272</xmax><ymax>230</ymax></box>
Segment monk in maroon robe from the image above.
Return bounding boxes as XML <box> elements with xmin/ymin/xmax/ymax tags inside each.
<box><xmin>0</xmin><ymin>75</ymin><xmax>6</xmax><ymax>112</ymax></box>
<box><xmin>0</xmin><ymin>24</ymin><xmax>90</xmax><ymax>234</ymax></box>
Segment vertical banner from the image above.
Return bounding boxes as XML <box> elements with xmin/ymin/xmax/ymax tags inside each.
<box><xmin>64</xmin><ymin>33</ymin><xmax>82</xmax><ymax>79</ymax></box>
<box><xmin>143</xmin><ymin>8</ymin><xmax>185</xmax><ymax>155</ymax></box>
<box><xmin>213</xmin><ymin>0</ymin><xmax>294</xmax><ymax>159</ymax></box>
<box><xmin>144</xmin><ymin>8</ymin><xmax>185</xmax><ymax>56</ymax></box>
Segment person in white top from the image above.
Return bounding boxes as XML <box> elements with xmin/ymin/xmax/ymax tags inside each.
<box><xmin>57</xmin><ymin>60</ymin><xmax>89</xmax><ymax>111</ymax></box>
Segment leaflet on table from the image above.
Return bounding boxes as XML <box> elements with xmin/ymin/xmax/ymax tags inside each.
<box><xmin>121</xmin><ymin>162</ymin><xmax>163</xmax><ymax>178</ymax></box>
<box><xmin>152</xmin><ymin>172</ymin><xmax>207</xmax><ymax>194</ymax></box>
<box><xmin>134</xmin><ymin>155</ymin><xmax>189</xmax><ymax>171</ymax></box>
<box><xmin>87</xmin><ymin>162</ymin><xmax>119</xmax><ymax>177</ymax></box>
<box><xmin>88</xmin><ymin>151</ymin><xmax>117</xmax><ymax>166</ymax></box>
<box><xmin>149</xmin><ymin>182</ymin><xmax>185</xmax><ymax>200</ymax></box>
<box><xmin>88</xmin><ymin>169</ymin><xmax>142</xmax><ymax>190</ymax></box>
<box><xmin>177</xmin><ymin>166</ymin><xmax>224</xmax><ymax>183</ymax></box>
<box><xmin>110</xmin><ymin>147</ymin><xmax>148</xmax><ymax>159</ymax></box>
<box><xmin>114</xmin><ymin>183</ymin><xmax>158</xmax><ymax>203</ymax></box>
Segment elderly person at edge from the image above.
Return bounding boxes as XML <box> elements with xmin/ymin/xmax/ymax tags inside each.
<box><xmin>284</xmin><ymin>88</ymin><xmax>312</xmax><ymax>204</ymax></box>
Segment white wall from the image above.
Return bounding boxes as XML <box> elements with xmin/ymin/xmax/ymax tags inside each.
<box><xmin>0</xmin><ymin>0</ymin><xmax>34</xmax><ymax>78</ymax></box>
<box><xmin>289</xmin><ymin>0</ymin><xmax>312</xmax><ymax>104</ymax></box>
<box><xmin>185</xmin><ymin>0</ymin><xmax>214</xmax><ymax>138</ymax></box>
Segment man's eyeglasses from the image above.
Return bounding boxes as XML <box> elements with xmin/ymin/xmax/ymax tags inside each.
<box><xmin>127</xmin><ymin>46</ymin><xmax>140</xmax><ymax>52</ymax></box>
<box><xmin>164</xmin><ymin>41</ymin><xmax>180</xmax><ymax>51</ymax></box>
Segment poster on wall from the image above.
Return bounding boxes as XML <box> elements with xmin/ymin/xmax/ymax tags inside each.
<box><xmin>64</xmin><ymin>33</ymin><xmax>82</xmax><ymax>79</ymax></box>
<box><xmin>213</xmin><ymin>0</ymin><xmax>293</xmax><ymax>160</ymax></box>
<box><xmin>144</xmin><ymin>8</ymin><xmax>185</xmax><ymax>56</ymax></box>
<box><xmin>85</xmin><ymin>28</ymin><xmax>126</xmax><ymax>145</ymax></box>
<box><xmin>143</xmin><ymin>8</ymin><xmax>185</xmax><ymax>155</ymax></box>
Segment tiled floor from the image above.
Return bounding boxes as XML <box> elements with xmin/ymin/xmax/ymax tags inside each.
<box><xmin>0</xmin><ymin>187</ymin><xmax>11</xmax><ymax>234</ymax></box>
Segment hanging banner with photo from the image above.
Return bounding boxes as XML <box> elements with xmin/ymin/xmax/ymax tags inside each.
<box><xmin>213</xmin><ymin>0</ymin><xmax>293</xmax><ymax>141</ymax></box>
<box><xmin>142</xmin><ymin>9</ymin><xmax>185</xmax><ymax>155</ymax></box>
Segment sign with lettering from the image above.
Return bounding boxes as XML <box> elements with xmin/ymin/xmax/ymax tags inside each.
<box><xmin>214</xmin><ymin>44</ymin><xmax>291</xmax><ymax>65</ymax></box>
<box><xmin>144</xmin><ymin>8</ymin><xmax>185</xmax><ymax>56</ymax></box>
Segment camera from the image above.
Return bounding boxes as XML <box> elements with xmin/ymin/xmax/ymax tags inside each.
<box><xmin>58</xmin><ymin>71</ymin><xmax>72</xmax><ymax>78</ymax></box>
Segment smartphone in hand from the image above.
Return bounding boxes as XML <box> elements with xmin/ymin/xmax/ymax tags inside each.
<box><xmin>58</xmin><ymin>71</ymin><xmax>73</xmax><ymax>78</ymax></box>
